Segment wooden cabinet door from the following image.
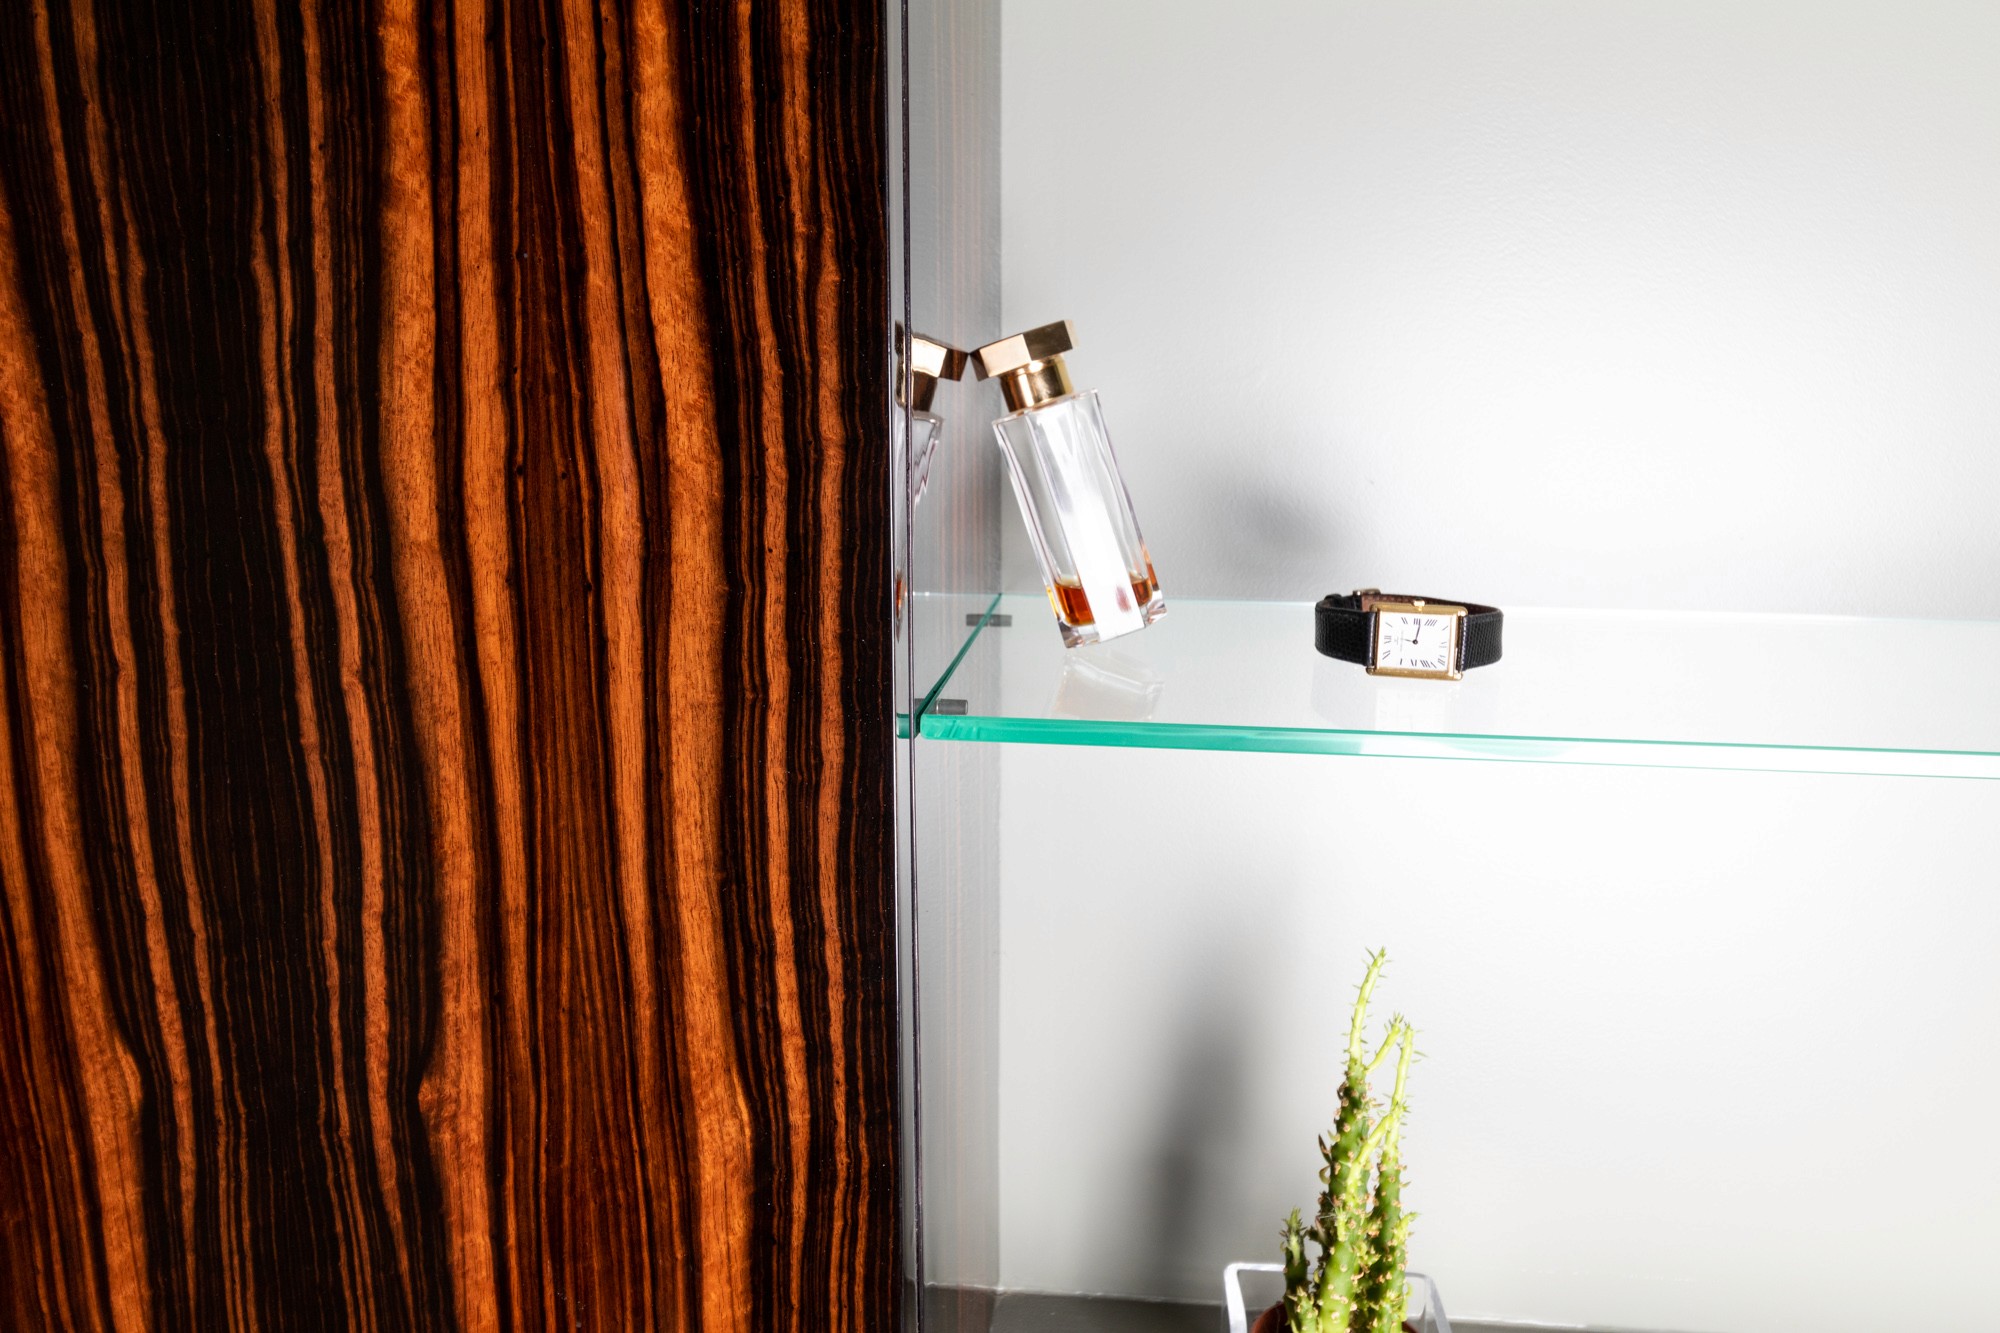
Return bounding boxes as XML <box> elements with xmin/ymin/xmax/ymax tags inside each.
<box><xmin>0</xmin><ymin>2</ymin><xmax>896</xmax><ymax>1328</ymax></box>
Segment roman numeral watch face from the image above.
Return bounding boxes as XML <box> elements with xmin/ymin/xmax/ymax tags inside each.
<box><xmin>1371</xmin><ymin>605</ymin><xmax>1464</xmax><ymax>679</ymax></box>
<box><xmin>1315</xmin><ymin>591</ymin><xmax>1498</xmax><ymax>680</ymax></box>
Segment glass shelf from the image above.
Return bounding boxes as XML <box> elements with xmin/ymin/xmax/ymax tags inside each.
<box><xmin>910</xmin><ymin>593</ymin><xmax>2000</xmax><ymax>779</ymax></box>
<box><xmin>898</xmin><ymin>590</ymin><xmax>1005</xmax><ymax>737</ymax></box>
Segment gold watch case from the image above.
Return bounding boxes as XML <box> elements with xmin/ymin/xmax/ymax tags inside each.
<box><xmin>1362</xmin><ymin>596</ymin><xmax>1468</xmax><ymax>681</ymax></box>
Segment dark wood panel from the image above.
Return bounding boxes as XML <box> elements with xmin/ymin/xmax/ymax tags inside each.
<box><xmin>0</xmin><ymin>0</ymin><xmax>895</xmax><ymax>1329</ymax></box>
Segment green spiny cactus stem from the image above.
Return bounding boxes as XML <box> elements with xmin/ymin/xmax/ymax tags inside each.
<box><xmin>1346</xmin><ymin>950</ymin><xmax>1389</xmax><ymax>1070</ymax></box>
<box><xmin>1284</xmin><ymin>951</ymin><xmax>1420</xmax><ymax>1333</ymax></box>
<box><xmin>1313</xmin><ymin>954</ymin><xmax>1395</xmax><ymax>1260</ymax></box>
<box><xmin>1358</xmin><ymin>1027</ymin><xmax>1418</xmax><ymax>1333</ymax></box>
<box><xmin>1311</xmin><ymin>1110</ymin><xmax>1394</xmax><ymax>1331</ymax></box>
<box><xmin>1282</xmin><ymin>1211</ymin><xmax>1316</xmax><ymax>1333</ymax></box>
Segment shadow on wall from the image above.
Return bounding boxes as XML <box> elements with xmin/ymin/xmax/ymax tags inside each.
<box><xmin>1128</xmin><ymin>929</ymin><xmax>1260</xmax><ymax>1302</ymax></box>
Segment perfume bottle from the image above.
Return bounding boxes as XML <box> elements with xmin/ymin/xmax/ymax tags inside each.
<box><xmin>894</xmin><ymin>329</ymin><xmax>967</xmax><ymax>635</ymax></box>
<box><xmin>973</xmin><ymin>320</ymin><xmax>1165</xmax><ymax>647</ymax></box>
<box><xmin>901</xmin><ymin>331</ymin><xmax>965</xmax><ymax>504</ymax></box>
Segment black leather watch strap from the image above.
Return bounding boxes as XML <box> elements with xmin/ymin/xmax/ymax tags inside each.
<box><xmin>1314</xmin><ymin>592</ymin><xmax>1505</xmax><ymax>671</ymax></box>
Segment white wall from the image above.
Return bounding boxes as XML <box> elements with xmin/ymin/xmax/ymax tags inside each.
<box><xmin>991</xmin><ymin>2</ymin><xmax>2000</xmax><ymax>1329</ymax></box>
<box><xmin>998</xmin><ymin>749</ymin><xmax>2000</xmax><ymax>1332</ymax></box>
<box><xmin>1001</xmin><ymin>0</ymin><xmax>2000</xmax><ymax>616</ymax></box>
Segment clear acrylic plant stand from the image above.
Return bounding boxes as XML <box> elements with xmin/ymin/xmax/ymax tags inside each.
<box><xmin>1223</xmin><ymin>1263</ymin><xmax>1451</xmax><ymax>1333</ymax></box>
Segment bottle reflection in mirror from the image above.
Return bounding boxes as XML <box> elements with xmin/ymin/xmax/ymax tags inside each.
<box><xmin>906</xmin><ymin>411</ymin><xmax>942</xmax><ymax>505</ymax></box>
<box><xmin>974</xmin><ymin>320</ymin><xmax>1166</xmax><ymax>648</ymax></box>
<box><xmin>893</xmin><ymin>329</ymin><xmax>968</xmax><ymax>638</ymax></box>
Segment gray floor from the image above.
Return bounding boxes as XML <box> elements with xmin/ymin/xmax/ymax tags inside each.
<box><xmin>988</xmin><ymin>1291</ymin><xmax>1213</xmax><ymax>1333</ymax></box>
<box><xmin>945</xmin><ymin>1288</ymin><xmax>1587</xmax><ymax>1333</ymax></box>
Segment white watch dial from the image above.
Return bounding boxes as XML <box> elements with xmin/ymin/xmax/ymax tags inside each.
<box><xmin>1374</xmin><ymin>612</ymin><xmax>1458</xmax><ymax>676</ymax></box>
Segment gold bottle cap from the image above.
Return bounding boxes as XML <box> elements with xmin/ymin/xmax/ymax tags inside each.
<box><xmin>900</xmin><ymin>330</ymin><xmax>967</xmax><ymax>413</ymax></box>
<box><xmin>973</xmin><ymin>320</ymin><xmax>1077</xmax><ymax>413</ymax></box>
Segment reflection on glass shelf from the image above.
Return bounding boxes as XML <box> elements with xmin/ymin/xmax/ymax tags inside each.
<box><xmin>911</xmin><ymin>594</ymin><xmax>2000</xmax><ymax>779</ymax></box>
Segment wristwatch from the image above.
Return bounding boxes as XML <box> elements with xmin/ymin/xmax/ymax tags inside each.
<box><xmin>1314</xmin><ymin>589</ymin><xmax>1504</xmax><ymax>681</ymax></box>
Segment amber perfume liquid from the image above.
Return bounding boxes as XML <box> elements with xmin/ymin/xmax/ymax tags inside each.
<box><xmin>1047</xmin><ymin>568</ymin><xmax>1161</xmax><ymax>628</ymax></box>
<box><xmin>994</xmin><ymin>388</ymin><xmax>1166</xmax><ymax>648</ymax></box>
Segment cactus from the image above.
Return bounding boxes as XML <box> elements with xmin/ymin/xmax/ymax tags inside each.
<box><xmin>1283</xmin><ymin>952</ymin><xmax>1420</xmax><ymax>1333</ymax></box>
<box><xmin>1310</xmin><ymin>954</ymin><xmax>1390</xmax><ymax>1265</ymax></box>
<box><xmin>1312</xmin><ymin>1110</ymin><xmax>1395</xmax><ymax>1330</ymax></box>
<box><xmin>1358</xmin><ymin>1027</ymin><xmax>1417</xmax><ymax>1333</ymax></box>
<box><xmin>1282</xmin><ymin>1210</ymin><xmax>1316</xmax><ymax>1333</ymax></box>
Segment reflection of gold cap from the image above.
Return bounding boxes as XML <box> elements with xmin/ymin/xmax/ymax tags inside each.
<box><xmin>900</xmin><ymin>329</ymin><xmax>967</xmax><ymax>412</ymax></box>
<box><xmin>973</xmin><ymin>320</ymin><xmax>1077</xmax><ymax>413</ymax></box>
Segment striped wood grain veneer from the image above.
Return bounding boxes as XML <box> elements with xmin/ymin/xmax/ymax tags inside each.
<box><xmin>0</xmin><ymin>0</ymin><xmax>896</xmax><ymax>1328</ymax></box>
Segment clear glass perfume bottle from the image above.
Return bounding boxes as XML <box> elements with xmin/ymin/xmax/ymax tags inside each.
<box><xmin>973</xmin><ymin>320</ymin><xmax>1164</xmax><ymax>647</ymax></box>
<box><xmin>893</xmin><ymin>329</ymin><xmax>967</xmax><ymax>635</ymax></box>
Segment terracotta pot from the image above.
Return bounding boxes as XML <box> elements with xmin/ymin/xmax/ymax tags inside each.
<box><xmin>1250</xmin><ymin>1307</ymin><xmax>1417</xmax><ymax>1333</ymax></box>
